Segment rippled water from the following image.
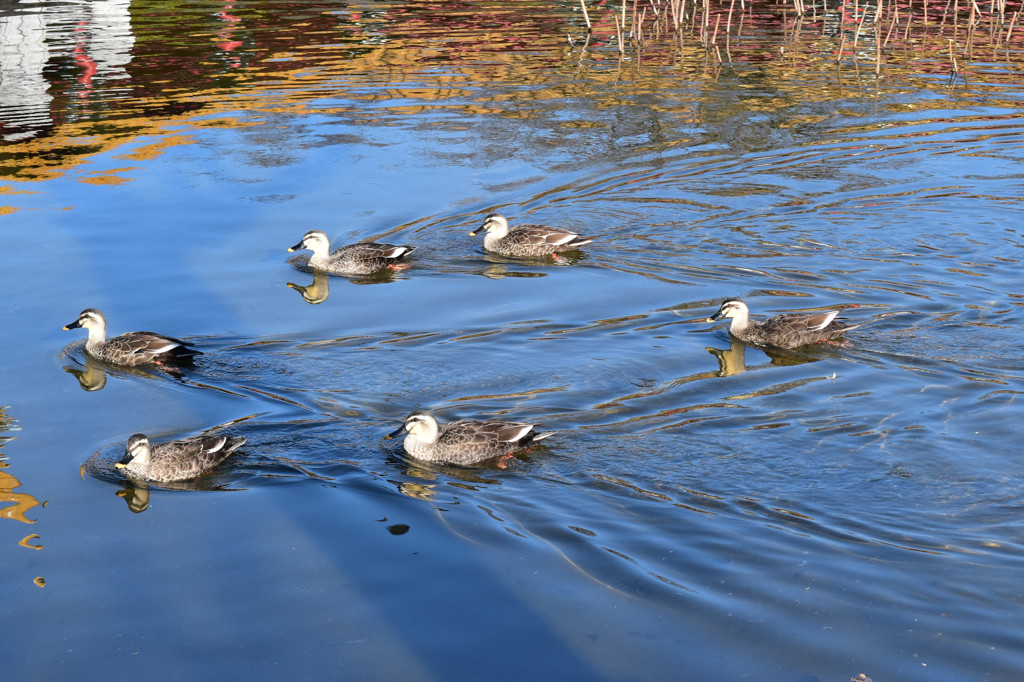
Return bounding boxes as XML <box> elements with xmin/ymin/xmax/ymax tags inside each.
<box><xmin>2</xmin><ymin>0</ymin><xmax>1023</xmax><ymax>679</ymax></box>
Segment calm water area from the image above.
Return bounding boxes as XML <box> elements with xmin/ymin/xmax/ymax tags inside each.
<box><xmin>2</xmin><ymin>0</ymin><xmax>1023</xmax><ymax>679</ymax></box>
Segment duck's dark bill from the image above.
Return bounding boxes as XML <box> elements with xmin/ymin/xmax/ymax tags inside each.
<box><xmin>287</xmin><ymin>242</ymin><xmax>303</xmax><ymax>252</ymax></box>
<box><xmin>63</xmin><ymin>320</ymin><xmax>82</xmax><ymax>330</ymax></box>
<box><xmin>386</xmin><ymin>424</ymin><xmax>406</xmax><ymax>439</ymax></box>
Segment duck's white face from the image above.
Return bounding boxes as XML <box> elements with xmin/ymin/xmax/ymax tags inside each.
<box><xmin>708</xmin><ymin>299</ymin><xmax>749</xmax><ymax>322</ymax></box>
<box><xmin>117</xmin><ymin>434</ymin><xmax>152</xmax><ymax>469</ymax></box>
<box><xmin>471</xmin><ymin>214</ymin><xmax>509</xmax><ymax>237</ymax></box>
<box><xmin>289</xmin><ymin>230</ymin><xmax>329</xmax><ymax>253</ymax></box>
<box><xmin>78</xmin><ymin>311</ymin><xmax>102</xmax><ymax>328</ymax></box>
<box><xmin>63</xmin><ymin>308</ymin><xmax>106</xmax><ymax>332</ymax></box>
<box><xmin>404</xmin><ymin>413</ymin><xmax>437</xmax><ymax>437</ymax></box>
<box><xmin>388</xmin><ymin>412</ymin><xmax>439</xmax><ymax>442</ymax></box>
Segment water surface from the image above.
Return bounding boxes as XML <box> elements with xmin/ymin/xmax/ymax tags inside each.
<box><xmin>2</xmin><ymin>0</ymin><xmax>1023</xmax><ymax>679</ymax></box>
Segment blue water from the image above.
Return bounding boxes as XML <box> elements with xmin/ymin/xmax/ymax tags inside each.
<box><xmin>2</xmin><ymin>1</ymin><xmax>1024</xmax><ymax>679</ymax></box>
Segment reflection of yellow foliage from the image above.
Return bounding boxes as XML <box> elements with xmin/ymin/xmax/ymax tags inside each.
<box><xmin>0</xmin><ymin>206</ymin><xmax>17</xmax><ymax>216</ymax></box>
<box><xmin>78</xmin><ymin>168</ymin><xmax>140</xmax><ymax>186</ymax></box>
<box><xmin>0</xmin><ymin>2</ymin><xmax>1021</xmax><ymax>185</ymax></box>
<box><xmin>0</xmin><ymin>469</ymin><xmax>41</xmax><ymax>525</ymax></box>
<box><xmin>19</xmin><ymin>534</ymin><xmax>43</xmax><ymax>550</ymax></box>
<box><xmin>34</xmin><ymin>577</ymin><xmax>45</xmax><ymax>588</ymax></box>
<box><xmin>115</xmin><ymin>134</ymin><xmax>197</xmax><ymax>162</ymax></box>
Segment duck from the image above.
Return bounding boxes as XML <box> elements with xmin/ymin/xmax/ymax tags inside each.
<box><xmin>63</xmin><ymin>309</ymin><xmax>201</xmax><ymax>367</ymax></box>
<box><xmin>386</xmin><ymin>411</ymin><xmax>553</xmax><ymax>466</ymax></box>
<box><xmin>469</xmin><ymin>213</ymin><xmax>591</xmax><ymax>258</ymax></box>
<box><xmin>288</xmin><ymin>230</ymin><xmax>415</xmax><ymax>276</ymax></box>
<box><xmin>706</xmin><ymin>298</ymin><xmax>861</xmax><ymax>350</ymax></box>
<box><xmin>115</xmin><ymin>433</ymin><xmax>246</xmax><ymax>482</ymax></box>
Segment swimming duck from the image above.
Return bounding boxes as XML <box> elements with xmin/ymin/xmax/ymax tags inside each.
<box><xmin>288</xmin><ymin>230</ymin><xmax>415</xmax><ymax>276</ymax></box>
<box><xmin>706</xmin><ymin>298</ymin><xmax>861</xmax><ymax>350</ymax></box>
<box><xmin>469</xmin><ymin>213</ymin><xmax>592</xmax><ymax>258</ymax></box>
<box><xmin>63</xmin><ymin>309</ymin><xmax>201</xmax><ymax>367</ymax></box>
<box><xmin>116</xmin><ymin>433</ymin><xmax>246</xmax><ymax>482</ymax></box>
<box><xmin>387</xmin><ymin>411</ymin><xmax>553</xmax><ymax>466</ymax></box>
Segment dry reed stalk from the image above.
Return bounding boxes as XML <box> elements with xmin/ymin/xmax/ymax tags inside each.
<box><xmin>852</xmin><ymin>0</ymin><xmax>863</xmax><ymax>52</ymax></box>
<box><xmin>875</xmin><ymin>23</ymin><xmax>882</xmax><ymax>74</ymax></box>
<box><xmin>726</xmin><ymin>0</ymin><xmax>736</xmax><ymax>53</ymax></box>
<box><xmin>579</xmin><ymin>0</ymin><xmax>592</xmax><ymax>31</ymax></box>
<box><xmin>1008</xmin><ymin>11</ymin><xmax>1020</xmax><ymax>44</ymax></box>
<box><xmin>710</xmin><ymin>13</ymin><xmax>720</xmax><ymax>52</ymax></box>
<box><xmin>615</xmin><ymin>14</ymin><xmax>625</xmax><ymax>54</ymax></box>
<box><xmin>704</xmin><ymin>0</ymin><xmax>711</xmax><ymax>45</ymax></box>
<box><xmin>884</xmin><ymin>5</ymin><xmax>899</xmax><ymax>46</ymax></box>
<box><xmin>947</xmin><ymin>38</ymin><xmax>960</xmax><ymax>82</ymax></box>
<box><xmin>966</xmin><ymin>1</ymin><xmax>976</xmax><ymax>56</ymax></box>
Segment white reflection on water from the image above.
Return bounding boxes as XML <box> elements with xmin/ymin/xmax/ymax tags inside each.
<box><xmin>0</xmin><ymin>0</ymin><xmax>133</xmax><ymax>140</ymax></box>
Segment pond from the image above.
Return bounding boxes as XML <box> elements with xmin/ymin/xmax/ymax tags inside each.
<box><xmin>2</xmin><ymin>0</ymin><xmax>1023</xmax><ymax>679</ymax></box>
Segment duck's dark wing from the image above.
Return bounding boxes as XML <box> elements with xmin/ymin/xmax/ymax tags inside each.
<box><xmin>762</xmin><ymin>311</ymin><xmax>844</xmax><ymax>348</ymax></box>
<box><xmin>339</xmin><ymin>242</ymin><xmax>415</xmax><ymax>261</ymax></box>
<box><xmin>151</xmin><ymin>435</ymin><xmax>245</xmax><ymax>480</ymax></box>
<box><xmin>508</xmin><ymin>226</ymin><xmax>590</xmax><ymax>249</ymax></box>
<box><xmin>110</xmin><ymin>331</ymin><xmax>201</xmax><ymax>361</ymax></box>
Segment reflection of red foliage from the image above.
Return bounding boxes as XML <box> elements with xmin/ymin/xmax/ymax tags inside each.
<box><xmin>73</xmin><ymin>21</ymin><xmax>97</xmax><ymax>98</ymax></box>
<box><xmin>30</xmin><ymin>0</ymin><xmax>1024</xmax><ymax>130</ymax></box>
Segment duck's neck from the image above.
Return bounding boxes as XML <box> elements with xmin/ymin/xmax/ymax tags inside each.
<box><xmin>483</xmin><ymin>232</ymin><xmax>504</xmax><ymax>250</ymax></box>
<box><xmin>728</xmin><ymin>311</ymin><xmax>750</xmax><ymax>336</ymax></box>
<box><xmin>416</xmin><ymin>420</ymin><xmax>440</xmax><ymax>444</ymax></box>
<box><xmin>132</xmin><ymin>445</ymin><xmax>153</xmax><ymax>466</ymax></box>
<box><xmin>307</xmin><ymin>244</ymin><xmax>330</xmax><ymax>268</ymax></box>
<box><xmin>85</xmin><ymin>324</ymin><xmax>106</xmax><ymax>349</ymax></box>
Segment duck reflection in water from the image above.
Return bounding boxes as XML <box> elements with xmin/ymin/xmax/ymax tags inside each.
<box><xmin>285</xmin><ymin>260</ymin><xmax>410</xmax><ymax>303</ymax></box>
<box><xmin>477</xmin><ymin>262</ymin><xmax>551</xmax><ymax>280</ymax></box>
<box><xmin>286</xmin><ymin>270</ymin><xmax>331</xmax><ymax>304</ymax></box>
<box><xmin>116</xmin><ymin>485</ymin><xmax>150</xmax><ymax>513</ymax></box>
<box><xmin>61</xmin><ymin>352</ymin><xmax>189</xmax><ymax>392</ymax></box>
<box><xmin>385</xmin><ymin>453</ymin><xmax>505</xmax><ymax>502</ymax></box>
<box><xmin>705</xmin><ymin>337</ymin><xmax>823</xmax><ymax>377</ymax></box>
